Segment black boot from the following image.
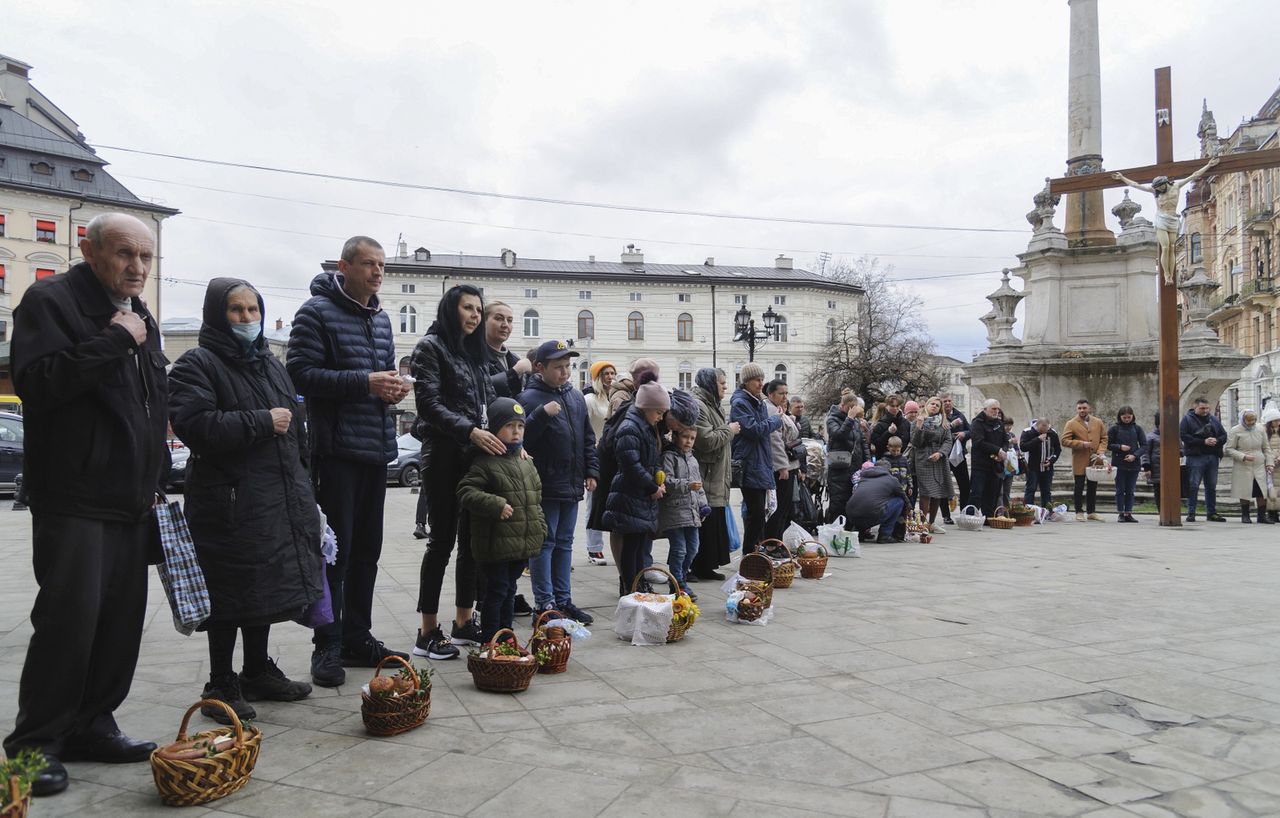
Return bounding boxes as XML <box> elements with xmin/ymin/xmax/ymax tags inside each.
<box><xmin>1241</xmin><ymin>501</ymin><xmax>1253</xmax><ymax>523</ymax></box>
<box><xmin>1260</xmin><ymin>502</ymin><xmax>1275</xmax><ymax>524</ymax></box>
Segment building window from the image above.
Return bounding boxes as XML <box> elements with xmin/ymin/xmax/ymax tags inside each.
<box><xmin>774</xmin><ymin>364</ymin><xmax>788</xmax><ymax>384</ymax></box>
<box><xmin>71</xmin><ymin>168</ymin><xmax>94</xmax><ymax>182</ymax></box>
<box><xmin>734</xmin><ymin>294</ymin><xmax>748</xmax><ymax>305</ymax></box>
<box><xmin>677</xmin><ymin>293</ymin><xmax>691</xmax><ymax>303</ymax></box>
<box><xmin>399</xmin><ymin>305</ymin><xmax>417</xmax><ymax>334</ymax></box>
<box><xmin>0</xmin><ymin>214</ymin><xmax>5</xmax><ymax>237</ymax></box>
<box><xmin>77</xmin><ymin>225</ymin><xmax>87</xmax><ymax>241</ymax></box>
<box><xmin>772</xmin><ymin>314</ymin><xmax>788</xmax><ymax>342</ymax></box>
<box><xmin>1190</xmin><ymin>232</ymin><xmax>1203</xmax><ymax>264</ymax></box>
<box><xmin>578</xmin><ymin>363</ymin><xmax>591</xmax><ymax>391</ymax></box>
<box><xmin>35</xmin><ymin>268</ymin><xmax>56</xmax><ymax>280</ymax></box>
<box><xmin>30</xmin><ymin>161</ymin><xmax>53</xmax><ymax>176</ymax></box>
<box><xmin>678</xmin><ymin>362</ymin><xmax>693</xmax><ymax>390</ymax></box>
<box><xmin>827</xmin><ymin>318</ymin><xmax>837</xmax><ymax>342</ymax></box>
<box><xmin>523</xmin><ymin>309</ymin><xmax>540</xmax><ymax>337</ymax></box>
<box><xmin>398</xmin><ymin>355</ymin><xmax>411</xmax><ymax>376</ymax></box>
<box><xmin>629</xmin><ymin>292</ymin><xmax>643</xmax><ymax>302</ymax></box>
<box><xmin>401</xmin><ymin>283</ymin><xmax>415</xmax><ymax>294</ymax></box>
<box><xmin>525</xmin><ymin>288</ymin><xmax>538</xmax><ymax>298</ymax></box>
<box><xmin>35</xmin><ymin>220</ymin><xmax>56</xmax><ymax>243</ymax></box>
<box><xmin>579</xmin><ymin>290</ymin><xmax>591</xmax><ymax>300</ymax></box>
<box><xmin>627</xmin><ymin>311</ymin><xmax>644</xmax><ymax>340</ymax></box>
<box><xmin>0</xmin><ymin>264</ymin><xmax>5</xmax><ymax>293</ymax></box>
<box><xmin>577</xmin><ymin>309</ymin><xmax>594</xmax><ymax>340</ymax></box>
<box><xmin>677</xmin><ymin>312</ymin><xmax>693</xmax><ymax>341</ymax></box>
<box><xmin>774</xmin><ymin>295</ymin><xmax>787</xmax><ymax>306</ymax></box>
<box><xmin>828</xmin><ymin>300</ymin><xmax>837</xmax><ymax>310</ymax></box>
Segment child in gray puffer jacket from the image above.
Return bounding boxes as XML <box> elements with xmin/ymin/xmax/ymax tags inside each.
<box><xmin>659</xmin><ymin>427</ymin><xmax>711</xmax><ymax>596</ymax></box>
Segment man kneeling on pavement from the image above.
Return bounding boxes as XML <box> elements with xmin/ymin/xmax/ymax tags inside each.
<box><xmin>841</xmin><ymin>461</ymin><xmax>909</xmax><ymax>543</ymax></box>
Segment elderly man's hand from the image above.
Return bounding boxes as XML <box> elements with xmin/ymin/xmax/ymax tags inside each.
<box><xmin>111</xmin><ymin>311</ymin><xmax>147</xmax><ymax>345</ymax></box>
<box><xmin>369</xmin><ymin>371</ymin><xmax>407</xmax><ymax>403</ymax></box>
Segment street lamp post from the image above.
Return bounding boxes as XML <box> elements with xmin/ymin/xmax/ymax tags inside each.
<box><xmin>732</xmin><ymin>304</ymin><xmax>777</xmax><ymax>362</ymax></box>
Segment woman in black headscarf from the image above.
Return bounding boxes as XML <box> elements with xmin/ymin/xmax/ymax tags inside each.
<box><xmin>169</xmin><ymin>279</ymin><xmax>323</xmax><ymax>724</ymax></box>
<box><xmin>689</xmin><ymin>367</ymin><xmax>739</xmax><ymax>580</ymax></box>
<box><xmin>410</xmin><ymin>284</ymin><xmax>499</xmax><ymax>661</ymax></box>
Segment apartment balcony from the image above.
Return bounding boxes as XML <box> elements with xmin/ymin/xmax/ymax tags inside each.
<box><xmin>1246</xmin><ymin>205</ymin><xmax>1275</xmax><ymax>234</ymax></box>
<box><xmin>1207</xmin><ymin>291</ymin><xmax>1244</xmax><ymax>323</ymax></box>
<box><xmin>1242</xmin><ymin>277</ymin><xmax>1275</xmax><ymax>303</ymax></box>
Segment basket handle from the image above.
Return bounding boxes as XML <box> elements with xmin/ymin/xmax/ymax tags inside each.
<box><xmin>739</xmin><ymin>552</ymin><xmax>775</xmax><ymax>579</ymax></box>
<box><xmin>486</xmin><ymin>627</ymin><xmax>524</xmax><ymax>653</ymax></box>
<box><xmin>800</xmin><ymin>542</ymin><xmax>827</xmax><ymax>558</ymax></box>
<box><xmin>962</xmin><ymin>504</ymin><xmax>981</xmax><ymax>516</ymax></box>
<box><xmin>630</xmin><ymin>565</ymin><xmax>679</xmax><ymax>594</ymax></box>
<box><xmin>7</xmin><ymin>774</ymin><xmax>20</xmax><ymax>811</ymax></box>
<box><xmin>176</xmin><ymin>699</ymin><xmax>246</xmax><ymax>748</ymax></box>
<box><xmin>370</xmin><ymin>653</ymin><xmax>419</xmax><ymax>692</ymax></box>
<box><xmin>533</xmin><ymin>608</ymin><xmax>565</xmax><ymax>631</ymax></box>
<box><xmin>994</xmin><ymin>506</ymin><xmax>1007</xmax><ymax>517</ymax></box>
<box><xmin>758</xmin><ymin>538</ymin><xmax>792</xmax><ymax>560</ymax></box>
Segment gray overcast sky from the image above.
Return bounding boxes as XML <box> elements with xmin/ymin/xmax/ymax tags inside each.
<box><xmin>11</xmin><ymin>1</ymin><xmax>1280</xmax><ymax>360</ymax></box>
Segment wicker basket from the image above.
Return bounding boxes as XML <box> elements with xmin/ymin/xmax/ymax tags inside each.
<box><xmin>795</xmin><ymin>542</ymin><xmax>829</xmax><ymax>579</ymax></box>
<box><xmin>468</xmin><ymin>629</ymin><xmax>541</xmax><ymax>693</ymax></box>
<box><xmin>955</xmin><ymin>504</ymin><xmax>986</xmax><ymax>531</ymax></box>
<box><xmin>757</xmin><ymin>539</ymin><xmax>797</xmax><ymax>588</ymax></box>
<box><xmin>988</xmin><ymin>506</ymin><xmax>1016</xmax><ymax>530</ymax></box>
<box><xmin>529</xmin><ymin>608</ymin><xmax>573</xmax><ymax>674</ymax></box>
<box><xmin>735</xmin><ymin>591</ymin><xmax>767</xmax><ymax>622</ymax></box>
<box><xmin>630</xmin><ymin>565</ymin><xmax>698</xmax><ymax>642</ymax></box>
<box><xmin>1010</xmin><ymin>504</ymin><xmax>1036</xmax><ymax>527</ymax></box>
<box><xmin>360</xmin><ymin>655</ymin><xmax>431</xmax><ymax>736</ymax></box>
<box><xmin>150</xmin><ymin>699</ymin><xmax>263</xmax><ymax>807</ymax></box>
<box><xmin>3</xmin><ymin>768</ymin><xmax>29</xmax><ymax>818</ymax></box>
<box><xmin>736</xmin><ymin>552</ymin><xmax>775</xmax><ymax>607</ymax></box>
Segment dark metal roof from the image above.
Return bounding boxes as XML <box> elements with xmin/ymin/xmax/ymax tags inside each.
<box><xmin>328</xmin><ymin>253</ymin><xmax>864</xmax><ymax>294</ymax></box>
<box><xmin>0</xmin><ymin>108</ymin><xmax>178</xmax><ymax>215</ymax></box>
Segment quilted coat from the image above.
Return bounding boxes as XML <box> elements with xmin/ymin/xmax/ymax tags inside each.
<box><xmin>731</xmin><ymin>387</ymin><xmax>782</xmax><ymax>491</ymax></box>
<box><xmin>692</xmin><ymin>383</ymin><xmax>734</xmax><ymax>507</ymax></box>
<box><xmin>518</xmin><ymin>375</ymin><xmax>599</xmax><ymax>502</ymax></box>
<box><xmin>457</xmin><ymin>452</ymin><xmax>548</xmax><ymax>563</ymax></box>
<box><xmin>603</xmin><ymin>406</ymin><xmax>663</xmax><ymax>534</ymax></box>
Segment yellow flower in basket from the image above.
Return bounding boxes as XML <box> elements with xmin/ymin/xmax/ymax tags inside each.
<box><xmin>671</xmin><ymin>594</ymin><xmax>700</xmax><ymax>625</ymax></box>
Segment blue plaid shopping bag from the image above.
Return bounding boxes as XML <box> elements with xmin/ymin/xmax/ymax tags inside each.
<box><xmin>154</xmin><ymin>500</ymin><xmax>211</xmax><ymax>635</ymax></box>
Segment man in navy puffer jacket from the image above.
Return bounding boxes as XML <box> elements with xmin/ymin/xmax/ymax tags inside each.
<box><xmin>288</xmin><ymin>236</ymin><xmax>410</xmax><ymax>687</ymax></box>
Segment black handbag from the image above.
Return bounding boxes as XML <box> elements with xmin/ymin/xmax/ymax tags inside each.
<box><xmin>826</xmin><ymin>450</ymin><xmax>854</xmax><ymax>470</ymax></box>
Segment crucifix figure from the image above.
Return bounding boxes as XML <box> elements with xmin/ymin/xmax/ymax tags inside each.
<box><xmin>1112</xmin><ymin>156</ymin><xmax>1218</xmax><ymax>285</ymax></box>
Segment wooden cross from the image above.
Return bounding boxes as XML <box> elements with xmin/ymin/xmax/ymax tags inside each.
<box><xmin>1047</xmin><ymin>67</ymin><xmax>1280</xmax><ymax>527</ymax></box>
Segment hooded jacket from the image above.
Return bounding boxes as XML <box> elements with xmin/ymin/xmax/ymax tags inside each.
<box><xmin>457</xmin><ymin>451</ymin><xmax>548</xmax><ymax>563</ymax></box>
<box><xmin>169</xmin><ymin>278</ymin><xmax>322</xmax><ymax>626</ymax></box>
<box><xmin>826</xmin><ymin>404</ymin><xmax>869</xmax><ymax>466</ymax></box>
<box><xmin>518</xmin><ymin>374</ymin><xmax>599</xmax><ymax>502</ymax></box>
<box><xmin>1019</xmin><ymin>426</ymin><xmax>1062</xmax><ymax>473</ymax></box>
<box><xmin>603</xmin><ymin>406</ymin><xmax>663</xmax><ymax>534</ymax></box>
<box><xmin>692</xmin><ymin>376</ymin><xmax>733</xmax><ymax>507</ymax></box>
<box><xmin>1108</xmin><ymin>419</ymin><xmax>1147</xmax><ymax>472</ymax></box>
<box><xmin>843</xmin><ymin>465</ymin><xmax>907</xmax><ymax>530</ymax></box>
<box><xmin>286</xmin><ymin>272</ymin><xmax>397</xmax><ymax>465</ymax></box>
<box><xmin>659</xmin><ymin>444</ymin><xmax>709</xmax><ymax>531</ymax></box>
<box><xmin>871</xmin><ymin>409</ymin><xmax>910</xmax><ymax>456</ymax></box>
<box><xmin>969</xmin><ymin>411</ymin><xmax>1009</xmax><ymax>473</ymax></box>
<box><xmin>11</xmin><ymin>261</ymin><xmax>170</xmax><ymax>522</ymax></box>
<box><xmin>730</xmin><ymin>387</ymin><xmax>782</xmax><ymax>491</ymax></box>
<box><xmin>1179</xmin><ymin>409</ymin><xmax>1227</xmax><ymax>458</ymax></box>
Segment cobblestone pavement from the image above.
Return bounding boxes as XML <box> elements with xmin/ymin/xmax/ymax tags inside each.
<box><xmin>3</xmin><ymin>491</ymin><xmax>1280</xmax><ymax>817</ymax></box>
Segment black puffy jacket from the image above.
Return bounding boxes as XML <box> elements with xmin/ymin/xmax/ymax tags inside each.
<box><xmin>871</xmin><ymin>410</ymin><xmax>910</xmax><ymax>456</ymax></box>
<box><xmin>826</xmin><ymin>405</ymin><xmax>869</xmax><ymax>466</ymax></box>
<box><xmin>169</xmin><ymin>279</ymin><xmax>323</xmax><ymax>627</ymax></box>
<box><xmin>969</xmin><ymin>412</ymin><xmax>1008</xmax><ymax>473</ymax></box>
<box><xmin>518</xmin><ymin>375</ymin><xmax>599</xmax><ymax>502</ymax></box>
<box><xmin>412</xmin><ymin>322</ymin><xmax>495</xmax><ymax>446</ymax></box>
<box><xmin>11</xmin><ymin>262</ymin><xmax>169</xmax><ymax>522</ymax></box>
<box><xmin>486</xmin><ymin>345</ymin><xmax>525</xmax><ymax>398</ymax></box>
<box><xmin>286</xmin><ymin>273</ymin><xmax>397</xmax><ymax>465</ymax></box>
<box><xmin>603</xmin><ymin>407</ymin><xmax>663</xmax><ymax>534</ymax></box>
<box><xmin>843</xmin><ymin>466</ymin><xmax>907</xmax><ymax>530</ymax></box>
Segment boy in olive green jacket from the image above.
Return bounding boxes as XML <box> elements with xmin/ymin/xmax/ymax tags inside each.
<box><xmin>457</xmin><ymin>398</ymin><xmax>548</xmax><ymax>642</ymax></box>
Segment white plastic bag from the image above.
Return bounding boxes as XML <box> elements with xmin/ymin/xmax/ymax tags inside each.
<box><xmin>543</xmin><ymin>619</ymin><xmax>592</xmax><ymax>641</ymax></box>
<box><xmin>817</xmin><ymin>516</ymin><xmax>859</xmax><ymax>558</ymax></box>
<box><xmin>613</xmin><ymin>592</ymin><xmax>674</xmax><ymax>646</ymax></box>
<box><xmin>781</xmin><ymin>521</ymin><xmax>811</xmax><ymax>553</ymax></box>
<box><xmin>948</xmin><ymin>438</ymin><xmax>966</xmax><ymax>467</ymax></box>
<box><xmin>725</xmin><ymin>591</ymin><xmax>774</xmax><ymax>625</ymax></box>
<box><xmin>765</xmin><ymin>489</ymin><xmax>778</xmax><ymax>518</ymax></box>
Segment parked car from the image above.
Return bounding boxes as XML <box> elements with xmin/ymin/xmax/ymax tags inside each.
<box><xmin>0</xmin><ymin>412</ymin><xmax>22</xmax><ymax>491</ymax></box>
<box><xmin>167</xmin><ymin>445</ymin><xmax>190</xmax><ymax>492</ymax></box>
<box><xmin>388</xmin><ymin>433</ymin><xmax>421</xmax><ymax>487</ymax></box>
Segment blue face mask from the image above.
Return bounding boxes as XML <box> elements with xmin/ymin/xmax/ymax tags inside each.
<box><xmin>230</xmin><ymin>322</ymin><xmax>261</xmax><ymax>350</ymax></box>
<box><xmin>505</xmin><ymin>441</ymin><xmax>523</xmax><ymax>455</ymax></box>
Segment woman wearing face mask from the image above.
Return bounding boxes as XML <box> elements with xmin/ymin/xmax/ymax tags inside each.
<box><xmin>168</xmin><ymin>279</ymin><xmax>323</xmax><ymax>724</ymax></box>
<box><xmin>411</xmin><ymin>285</ymin><xmax>500</xmax><ymax>661</ymax></box>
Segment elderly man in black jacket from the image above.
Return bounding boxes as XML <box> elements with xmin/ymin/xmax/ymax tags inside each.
<box><xmin>288</xmin><ymin>236</ymin><xmax>411</xmax><ymax>687</ymax></box>
<box><xmin>842</xmin><ymin>464</ymin><xmax>908</xmax><ymax>543</ymax></box>
<box><xmin>967</xmin><ymin>399</ymin><xmax>1009</xmax><ymax>518</ymax></box>
<box><xmin>4</xmin><ymin>214</ymin><xmax>169</xmax><ymax>797</ymax></box>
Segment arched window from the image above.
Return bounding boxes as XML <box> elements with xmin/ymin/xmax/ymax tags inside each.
<box><xmin>577</xmin><ymin>309</ymin><xmax>594</xmax><ymax>340</ymax></box>
<box><xmin>774</xmin><ymin>363</ymin><xmax>788</xmax><ymax>384</ymax></box>
<box><xmin>399</xmin><ymin>305</ymin><xmax>416</xmax><ymax>334</ymax></box>
<box><xmin>398</xmin><ymin>355</ymin><xmax>411</xmax><ymax>376</ymax></box>
<box><xmin>523</xmin><ymin>308</ymin><xmax>540</xmax><ymax>338</ymax></box>
<box><xmin>772</xmin><ymin>314</ymin><xmax>788</xmax><ymax>342</ymax></box>
<box><xmin>677</xmin><ymin>312</ymin><xmax>693</xmax><ymax>342</ymax></box>
<box><xmin>826</xmin><ymin>318</ymin><xmax>837</xmax><ymax>343</ymax></box>
<box><xmin>628</xmin><ymin>311</ymin><xmax>644</xmax><ymax>341</ymax></box>
<box><xmin>678</xmin><ymin>361</ymin><xmax>694</xmax><ymax>390</ymax></box>
<box><xmin>1190</xmin><ymin>232</ymin><xmax>1203</xmax><ymax>264</ymax></box>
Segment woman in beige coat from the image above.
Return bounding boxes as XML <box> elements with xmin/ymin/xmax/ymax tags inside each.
<box><xmin>1224</xmin><ymin>410</ymin><xmax>1274</xmax><ymax>523</ymax></box>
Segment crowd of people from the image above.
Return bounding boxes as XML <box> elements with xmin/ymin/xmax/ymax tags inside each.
<box><xmin>8</xmin><ymin>219</ymin><xmax>1274</xmax><ymax>800</ymax></box>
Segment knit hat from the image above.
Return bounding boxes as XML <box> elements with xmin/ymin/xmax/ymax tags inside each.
<box><xmin>904</xmin><ymin>400</ymin><xmax>920</xmax><ymax>414</ymax></box>
<box><xmin>635</xmin><ymin>382</ymin><xmax>671</xmax><ymax>411</ymax></box>
<box><xmin>740</xmin><ymin>362</ymin><xmax>765</xmax><ymax>384</ymax></box>
<box><xmin>668</xmin><ymin>388</ymin><xmax>699</xmax><ymax>427</ymax></box>
<box><xmin>488</xmin><ymin>397</ymin><xmax>525</xmax><ymax>431</ymax></box>
<box><xmin>590</xmin><ymin>360</ymin><xmax>615</xmax><ymax>381</ymax></box>
<box><xmin>628</xmin><ymin>358</ymin><xmax>660</xmax><ymax>383</ymax></box>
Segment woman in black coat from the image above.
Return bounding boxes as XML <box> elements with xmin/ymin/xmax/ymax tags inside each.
<box><xmin>411</xmin><ymin>284</ymin><xmax>500</xmax><ymax>661</ymax></box>
<box><xmin>169</xmin><ymin>279</ymin><xmax>322</xmax><ymax>724</ymax></box>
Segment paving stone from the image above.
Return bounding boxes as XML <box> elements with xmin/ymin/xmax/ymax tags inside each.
<box><xmin>280</xmin><ymin>740</ymin><xmax>445</xmax><ymax>798</ymax></box>
<box><xmin>1004</xmin><ymin>724</ymin><xmax>1150</xmax><ymax>757</ymax></box>
<box><xmin>1145</xmin><ymin>785</ymin><xmax>1275</xmax><ymax>818</ymax></box>
<box><xmin>853</xmin><ymin>772</ymin><xmax>986</xmax><ymax>806</ymax></box>
<box><xmin>708</xmin><ymin>735</ymin><xmax>883</xmax><ymax>785</ymax></box>
<box><xmin>941</xmin><ymin>666</ymin><xmax>1098</xmax><ymax>704</ymax></box>
<box><xmin>664</xmin><ymin>767</ymin><xmax>889</xmax><ymax>817</ymax></box>
<box><xmin>1014</xmin><ymin>757</ymin><xmax>1106</xmax><ymax>788</ymax></box>
<box><xmin>470</xmin><ymin>768</ymin><xmax>629</xmax><ymax>818</ymax></box>
<box><xmin>378</xmin><ymin>753</ymin><xmax>533</xmax><ymax>813</ymax></box>
<box><xmin>885</xmin><ymin>796</ymin><xmax>988</xmax><ymax>817</ymax></box>
<box><xmin>957</xmin><ymin>728</ymin><xmax>1052</xmax><ymax>761</ymax></box>
<box><xmin>802</xmin><ymin>712</ymin><xmax>987</xmax><ymax>775</ymax></box>
<box><xmin>216</xmin><ymin>783</ymin><xmax>385</xmax><ymax>818</ymax></box>
<box><xmin>1079</xmin><ymin>751</ymin><xmax>1206</xmax><ymax>792</ymax></box>
<box><xmin>927</xmin><ymin>759</ymin><xmax>1102</xmax><ymax>816</ymax></box>
<box><xmin>1072</xmin><ymin>776</ymin><xmax>1163</xmax><ymax>805</ymax></box>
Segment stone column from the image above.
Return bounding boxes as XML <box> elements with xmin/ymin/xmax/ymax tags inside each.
<box><xmin>1064</xmin><ymin>0</ymin><xmax>1115</xmax><ymax>247</ymax></box>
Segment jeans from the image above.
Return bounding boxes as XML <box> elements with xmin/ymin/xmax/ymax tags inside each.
<box><xmin>479</xmin><ymin>559</ymin><xmax>525</xmax><ymax>643</ymax></box>
<box><xmin>1024</xmin><ymin>468</ymin><xmax>1053</xmax><ymax>507</ymax></box>
<box><xmin>1073</xmin><ymin>474</ymin><xmax>1098</xmax><ymax>513</ymax></box>
<box><xmin>665</xmin><ymin>526</ymin><xmax>700</xmax><ymax>585</ymax></box>
<box><xmin>1114</xmin><ymin>469</ymin><xmax>1140</xmax><ymax>514</ymax></box>
<box><xmin>879</xmin><ymin>497</ymin><xmax>905</xmax><ymax>535</ymax></box>
<box><xmin>1185</xmin><ymin>453</ymin><xmax>1220</xmax><ymax>516</ymax></box>
<box><xmin>531</xmin><ymin>500</ymin><xmax>577</xmax><ymax>608</ymax></box>
<box><xmin>585</xmin><ymin>488</ymin><xmax>604</xmax><ymax>552</ymax></box>
<box><xmin>967</xmin><ymin>468</ymin><xmax>1000</xmax><ymax>517</ymax></box>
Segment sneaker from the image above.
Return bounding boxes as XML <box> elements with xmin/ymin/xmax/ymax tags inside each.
<box><xmin>558</xmin><ymin>602</ymin><xmax>595</xmax><ymax>627</ymax></box>
<box><xmin>942</xmin><ymin>517</ymin><xmax>955</xmax><ymax>525</ymax></box>
<box><xmin>1207</xmin><ymin>513</ymin><xmax>1227</xmax><ymax>522</ymax></box>
<box><xmin>644</xmin><ymin>569</ymin><xmax>668</xmax><ymax>584</ymax></box>
<box><xmin>929</xmin><ymin>523</ymin><xmax>947</xmax><ymax>534</ymax></box>
<box><xmin>1186</xmin><ymin>514</ymin><xmax>1197</xmax><ymax>522</ymax></box>
<box><xmin>522</xmin><ymin>566</ymin><xmax>531</xmax><ymax>577</ymax></box>
<box><xmin>201</xmin><ymin>673</ymin><xmax>256</xmax><ymax>724</ymax></box>
<box><xmin>240</xmin><ymin>659</ymin><xmax>312</xmax><ymax>702</ymax></box>
<box><xmin>1087</xmin><ymin>513</ymin><xmax>1104</xmax><ymax>522</ymax></box>
<box><xmin>450</xmin><ymin>614</ymin><xmax>483</xmax><ymax>647</ymax></box>
<box><xmin>413</xmin><ymin>627</ymin><xmax>459</xmax><ymax>660</ymax></box>
<box><xmin>1075</xmin><ymin>512</ymin><xmax>1086</xmax><ymax>522</ymax></box>
<box><xmin>587</xmin><ymin>551</ymin><xmax>608</xmax><ymax>566</ymax></box>
<box><xmin>413</xmin><ymin>522</ymin><xmax>428</xmax><ymax>540</ymax></box>
<box><xmin>341</xmin><ymin>636</ymin><xmax>410</xmax><ymax>668</ymax></box>
<box><xmin>513</xmin><ymin>594</ymin><xmax>533</xmax><ymax>617</ymax></box>
<box><xmin>310</xmin><ymin>644</ymin><xmax>345</xmax><ymax>688</ymax></box>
